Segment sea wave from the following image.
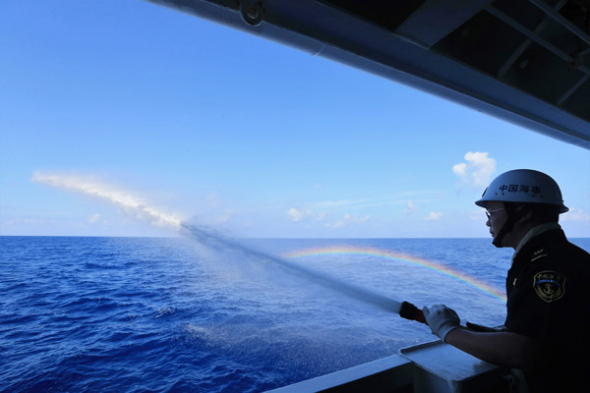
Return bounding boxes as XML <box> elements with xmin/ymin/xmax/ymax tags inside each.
<box><xmin>1</xmin><ymin>237</ymin><xmax>587</xmax><ymax>392</ymax></box>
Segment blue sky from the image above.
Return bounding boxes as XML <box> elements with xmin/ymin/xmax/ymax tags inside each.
<box><xmin>1</xmin><ymin>0</ymin><xmax>589</xmax><ymax>238</ymax></box>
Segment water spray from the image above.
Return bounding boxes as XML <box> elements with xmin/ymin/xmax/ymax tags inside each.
<box><xmin>33</xmin><ymin>172</ymin><xmax>426</xmax><ymax>323</ymax></box>
<box><xmin>179</xmin><ymin>222</ymin><xmax>426</xmax><ymax>323</ymax></box>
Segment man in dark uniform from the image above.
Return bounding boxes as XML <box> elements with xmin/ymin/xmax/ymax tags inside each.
<box><xmin>422</xmin><ymin>169</ymin><xmax>590</xmax><ymax>392</ymax></box>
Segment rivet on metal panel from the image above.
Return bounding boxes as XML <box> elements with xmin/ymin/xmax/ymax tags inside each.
<box><xmin>240</xmin><ymin>1</ymin><xmax>264</xmax><ymax>26</ymax></box>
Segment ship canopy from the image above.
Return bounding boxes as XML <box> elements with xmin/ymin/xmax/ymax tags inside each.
<box><xmin>147</xmin><ymin>0</ymin><xmax>590</xmax><ymax>150</ymax></box>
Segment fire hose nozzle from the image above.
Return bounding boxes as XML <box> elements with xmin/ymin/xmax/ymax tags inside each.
<box><xmin>399</xmin><ymin>301</ymin><xmax>426</xmax><ymax>324</ymax></box>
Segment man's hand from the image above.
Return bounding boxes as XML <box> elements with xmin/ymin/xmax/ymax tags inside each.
<box><xmin>422</xmin><ymin>304</ymin><xmax>460</xmax><ymax>343</ymax></box>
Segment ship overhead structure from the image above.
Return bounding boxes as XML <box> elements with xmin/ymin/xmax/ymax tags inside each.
<box><xmin>146</xmin><ymin>0</ymin><xmax>590</xmax><ymax>150</ymax></box>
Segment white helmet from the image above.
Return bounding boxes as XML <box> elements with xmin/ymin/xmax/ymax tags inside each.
<box><xmin>475</xmin><ymin>169</ymin><xmax>568</xmax><ymax>213</ymax></box>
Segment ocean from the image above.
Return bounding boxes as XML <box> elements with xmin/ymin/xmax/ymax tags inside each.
<box><xmin>2</xmin><ymin>236</ymin><xmax>589</xmax><ymax>393</ymax></box>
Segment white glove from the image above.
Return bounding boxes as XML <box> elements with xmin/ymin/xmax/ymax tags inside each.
<box><xmin>422</xmin><ymin>304</ymin><xmax>460</xmax><ymax>343</ymax></box>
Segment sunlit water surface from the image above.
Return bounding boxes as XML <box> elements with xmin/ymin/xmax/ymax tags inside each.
<box><xmin>2</xmin><ymin>237</ymin><xmax>588</xmax><ymax>392</ymax></box>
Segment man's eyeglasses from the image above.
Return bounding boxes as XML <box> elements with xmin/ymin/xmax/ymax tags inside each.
<box><xmin>485</xmin><ymin>208</ymin><xmax>504</xmax><ymax>220</ymax></box>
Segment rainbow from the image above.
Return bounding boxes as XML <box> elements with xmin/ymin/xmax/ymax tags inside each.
<box><xmin>283</xmin><ymin>245</ymin><xmax>506</xmax><ymax>302</ymax></box>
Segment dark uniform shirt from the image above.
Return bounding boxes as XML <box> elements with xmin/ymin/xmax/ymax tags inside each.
<box><xmin>505</xmin><ymin>227</ymin><xmax>590</xmax><ymax>392</ymax></box>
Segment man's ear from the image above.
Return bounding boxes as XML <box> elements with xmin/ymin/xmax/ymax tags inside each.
<box><xmin>514</xmin><ymin>205</ymin><xmax>533</xmax><ymax>225</ymax></box>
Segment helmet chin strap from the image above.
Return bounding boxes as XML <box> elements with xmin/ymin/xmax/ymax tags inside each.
<box><xmin>492</xmin><ymin>218</ymin><xmax>515</xmax><ymax>248</ymax></box>
<box><xmin>492</xmin><ymin>205</ymin><xmax>524</xmax><ymax>248</ymax></box>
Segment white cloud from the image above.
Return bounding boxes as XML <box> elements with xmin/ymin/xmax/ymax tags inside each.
<box><xmin>452</xmin><ymin>162</ymin><xmax>467</xmax><ymax>177</ymax></box>
<box><xmin>331</xmin><ymin>220</ymin><xmax>346</xmax><ymax>228</ymax></box>
<box><xmin>89</xmin><ymin>213</ymin><xmax>101</xmax><ymax>224</ymax></box>
<box><xmin>287</xmin><ymin>208</ymin><xmax>331</xmax><ymax>223</ymax></box>
<box><xmin>453</xmin><ymin>151</ymin><xmax>496</xmax><ymax>187</ymax></box>
<box><xmin>312</xmin><ymin>196</ymin><xmax>419</xmax><ymax>211</ymax></box>
<box><xmin>313</xmin><ymin>199</ymin><xmax>367</xmax><ymax>208</ymax></box>
<box><xmin>561</xmin><ymin>208</ymin><xmax>590</xmax><ymax>222</ymax></box>
<box><xmin>403</xmin><ymin>201</ymin><xmax>419</xmax><ymax>215</ymax></box>
<box><xmin>286</xmin><ymin>207</ymin><xmax>311</xmax><ymax>222</ymax></box>
<box><xmin>350</xmin><ymin>214</ymin><xmax>370</xmax><ymax>223</ymax></box>
<box><xmin>326</xmin><ymin>213</ymin><xmax>370</xmax><ymax>228</ymax></box>
<box><xmin>423</xmin><ymin>212</ymin><xmax>443</xmax><ymax>221</ymax></box>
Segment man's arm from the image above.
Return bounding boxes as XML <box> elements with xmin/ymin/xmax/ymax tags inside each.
<box><xmin>445</xmin><ymin>328</ymin><xmax>540</xmax><ymax>370</ymax></box>
<box><xmin>423</xmin><ymin>305</ymin><xmax>541</xmax><ymax>370</ymax></box>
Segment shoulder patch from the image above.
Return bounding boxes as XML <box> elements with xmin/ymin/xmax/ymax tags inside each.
<box><xmin>533</xmin><ymin>271</ymin><xmax>566</xmax><ymax>303</ymax></box>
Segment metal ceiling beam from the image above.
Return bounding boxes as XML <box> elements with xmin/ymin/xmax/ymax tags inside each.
<box><xmin>145</xmin><ymin>0</ymin><xmax>590</xmax><ymax>150</ymax></box>
<box><xmin>497</xmin><ymin>0</ymin><xmax>569</xmax><ymax>78</ymax></box>
<box><xmin>395</xmin><ymin>0</ymin><xmax>495</xmax><ymax>47</ymax></box>
<box><xmin>530</xmin><ymin>0</ymin><xmax>590</xmax><ymax>48</ymax></box>
<box><xmin>485</xmin><ymin>5</ymin><xmax>590</xmax><ymax>76</ymax></box>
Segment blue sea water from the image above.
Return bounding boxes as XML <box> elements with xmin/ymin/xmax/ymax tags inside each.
<box><xmin>1</xmin><ymin>236</ymin><xmax>589</xmax><ymax>393</ymax></box>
